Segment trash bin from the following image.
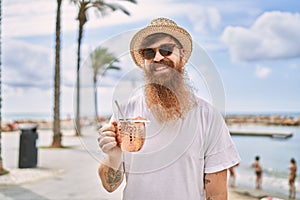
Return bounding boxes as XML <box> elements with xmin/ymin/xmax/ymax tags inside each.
<box><xmin>18</xmin><ymin>123</ymin><xmax>38</xmax><ymax>168</ymax></box>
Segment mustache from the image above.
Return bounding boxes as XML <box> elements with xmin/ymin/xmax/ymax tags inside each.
<box><xmin>149</xmin><ymin>59</ymin><xmax>174</xmax><ymax>70</ymax></box>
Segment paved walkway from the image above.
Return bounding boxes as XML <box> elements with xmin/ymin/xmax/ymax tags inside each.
<box><xmin>0</xmin><ymin>126</ymin><xmax>125</xmax><ymax>200</ymax></box>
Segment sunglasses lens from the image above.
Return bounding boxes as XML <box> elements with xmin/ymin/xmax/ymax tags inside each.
<box><xmin>139</xmin><ymin>44</ymin><xmax>176</xmax><ymax>60</ymax></box>
<box><xmin>140</xmin><ymin>49</ymin><xmax>155</xmax><ymax>59</ymax></box>
<box><xmin>159</xmin><ymin>44</ymin><xmax>174</xmax><ymax>56</ymax></box>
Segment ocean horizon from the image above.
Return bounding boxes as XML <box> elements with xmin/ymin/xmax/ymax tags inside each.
<box><xmin>226</xmin><ymin>111</ymin><xmax>300</xmax><ymax>118</ymax></box>
<box><xmin>2</xmin><ymin>112</ymin><xmax>108</xmax><ymax>122</ymax></box>
<box><xmin>2</xmin><ymin>111</ymin><xmax>300</xmax><ymax>122</ymax></box>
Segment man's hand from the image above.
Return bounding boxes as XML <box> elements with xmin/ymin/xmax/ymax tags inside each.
<box><xmin>98</xmin><ymin>121</ymin><xmax>122</xmax><ymax>160</ymax></box>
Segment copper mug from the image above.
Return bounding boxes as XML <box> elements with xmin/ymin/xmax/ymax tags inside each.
<box><xmin>116</xmin><ymin>119</ymin><xmax>146</xmax><ymax>152</ymax></box>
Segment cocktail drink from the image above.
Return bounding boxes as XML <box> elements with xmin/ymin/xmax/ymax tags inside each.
<box><xmin>116</xmin><ymin>118</ymin><xmax>147</xmax><ymax>152</ymax></box>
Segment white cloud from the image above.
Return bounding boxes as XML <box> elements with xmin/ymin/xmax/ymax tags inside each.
<box><xmin>75</xmin><ymin>1</ymin><xmax>218</xmax><ymax>35</ymax></box>
<box><xmin>221</xmin><ymin>11</ymin><xmax>300</xmax><ymax>62</ymax></box>
<box><xmin>255</xmin><ymin>65</ymin><xmax>272</xmax><ymax>78</ymax></box>
<box><xmin>3</xmin><ymin>0</ymin><xmax>219</xmax><ymax>38</ymax></box>
<box><xmin>207</xmin><ymin>7</ymin><xmax>221</xmax><ymax>30</ymax></box>
<box><xmin>3</xmin><ymin>40</ymin><xmax>53</xmax><ymax>88</ymax></box>
<box><xmin>3</xmin><ymin>87</ymin><xmax>53</xmax><ymax>114</ymax></box>
<box><xmin>185</xmin><ymin>6</ymin><xmax>221</xmax><ymax>33</ymax></box>
<box><xmin>3</xmin><ymin>0</ymin><xmax>57</xmax><ymax>37</ymax></box>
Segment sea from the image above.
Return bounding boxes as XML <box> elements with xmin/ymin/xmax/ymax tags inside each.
<box><xmin>224</xmin><ymin>111</ymin><xmax>300</xmax><ymax>198</ymax></box>
<box><xmin>2</xmin><ymin>112</ymin><xmax>71</xmax><ymax>122</ymax></box>
<box><xmin>2</xmin><ymin>111</ymin><xmax>300</xmax><ymax>197</ymax></box>
<box><xmin>230</xmin><ymin>124</ymin><xmax>300</xmax><ymax>198</ymax></box>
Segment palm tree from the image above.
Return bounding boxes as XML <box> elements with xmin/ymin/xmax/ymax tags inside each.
<box><xmin>70</xmin><ymin>0</ymin><xmax>136</xmax><ymax>136</ymax></box>
<box><xmin>90</xmin><ymin>47</ymin><xmax>120</xmax><ymax>122</ymax></box>
<box><xmin>51</xmin><ymin>0</ymin><xmax>63</xmax><ymax>147</ymax></box>
<box><xmin>0</xmin><ymin>0</ymin><xmax>8</xmax><ymax>175</ymax></box>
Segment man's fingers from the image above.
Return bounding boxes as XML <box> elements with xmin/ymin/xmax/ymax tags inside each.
<box><xmin>99</xmin><ymin>130</ymin><xmax>116</xmax><ymax>138</ymax></box>
<box><xmin>101</xmin><ymin>141</ymin><xmax>118</xmax><ymax>153</ymax></box>
<box><xmin>98</xmin><ymin>136</ymin><xmax>116</xmax><ymax>148</ymax></box>
<box><xmin>100</xmin><ymin>123</ymin><xmax>116</xmax><ymax>133</ymax></box>
<box><xmin>97</xmin><ymin>121</ymin><xmax>119</xmax><ymax>153</ymax></box>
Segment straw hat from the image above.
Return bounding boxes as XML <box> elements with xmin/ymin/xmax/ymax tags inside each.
<box><xmin>130</xmin><ymin>17</ymin><xmax>192</xmax><ymax>68</ymax></box>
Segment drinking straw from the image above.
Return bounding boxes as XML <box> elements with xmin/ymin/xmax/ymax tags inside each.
<box><xmin>114</xmin><ymin>100</ymin><xmax>125</xmax><ymax>120</ymax></box>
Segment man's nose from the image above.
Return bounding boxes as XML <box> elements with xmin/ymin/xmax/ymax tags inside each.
<box><xmin>153</xmin><ymin>49</ymin><xmax>164</xmax><ymax>62</ymax></box>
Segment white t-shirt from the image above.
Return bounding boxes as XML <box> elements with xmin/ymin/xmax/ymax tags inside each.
<box><xmin>114</xmin><ymin>95</ymin><xmax>240</xmax><ymax>200</ymax></box>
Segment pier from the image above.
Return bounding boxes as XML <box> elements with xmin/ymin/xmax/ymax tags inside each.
<box><xmin>230</xmin><ymin>129</ymin><xmax>293</xmax><ymax>138</ymax></box>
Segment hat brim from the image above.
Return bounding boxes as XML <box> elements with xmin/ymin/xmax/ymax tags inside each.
<box><xmin>130</xmin><ymin>25</ymin><xmax>192</xmax><ymax>68</ymax></box>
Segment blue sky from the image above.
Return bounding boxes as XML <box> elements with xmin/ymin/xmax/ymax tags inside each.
<box><xmin>2</xmin><ymin>0</ymin><xmax>300</xmax><ymax>119</ymax></box>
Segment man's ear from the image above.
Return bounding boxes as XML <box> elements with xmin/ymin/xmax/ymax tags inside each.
<box><xmin>180</xmin><ymin>49</ymin><xmax>186</xmax><ymax>58</ymax></box>
<box><xmin>180</xmin><ymin>49</ymin><xmax>188</xmax><ymax>65</ymax></box>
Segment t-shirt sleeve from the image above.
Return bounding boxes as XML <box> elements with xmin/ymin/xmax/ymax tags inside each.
<box><xmin>203</xmin><ymin>107</ymin><xmax>241</xmax><ymax>174</ymax></box>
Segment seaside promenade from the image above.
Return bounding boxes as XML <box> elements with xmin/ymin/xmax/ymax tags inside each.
<box><xmin>0</xmin><ymin>124</ymin><xmax>285</xmax><ymax>200</ymax></box>
<box><xmin>0</xmin><ymin>126</ymin><xmax>124</xmax><ymax>200</ymax></box>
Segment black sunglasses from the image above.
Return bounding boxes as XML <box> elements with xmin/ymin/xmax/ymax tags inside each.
<box><xmin>139</xmin><ymin>44</ymin><xmax>177</xmax><ymax>60</ymax></box>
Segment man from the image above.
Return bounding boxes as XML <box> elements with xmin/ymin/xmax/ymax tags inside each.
<box><xmin>289</xmin><ymin>158</ymin><xmax>297</xmax><ymax>199</ymax></box>
<box><xmin>252</xmin><ymin>155</ymin><xmax>262</xmax><ymax>190</ymax></box>
<box><xmin>98</xmin><ymin>17</ymin><xmax>240</xmax><ymax>200</ymax></box>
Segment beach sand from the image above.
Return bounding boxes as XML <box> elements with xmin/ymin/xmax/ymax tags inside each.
<box><xmin>228</xmin><ymin>186</ymin><xmax>290</xmax><ymax>200</ymax></box>
<box><xmin>229</xmin><ymin>188</ymin><xmax>258</xmax><ymax>200</ymax></box>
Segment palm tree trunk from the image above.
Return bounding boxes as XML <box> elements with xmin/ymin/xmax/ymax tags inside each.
<box><xmin>93</xmin><ymin>76</ymin><xmax>98</xmax><ymax>124</ymax></box>
<box><xmin>51</xmin><ymin>0</ymin><xmax>62</xmax><ymax>147</ymax></box>
<box><xmin>75</xmin><ymin>21</ymin><xmax>84</xmax><ymax>136</ymax></box>
<box><xmin>0</xmin><ymin>0</ymin><xmax>3</xmax><ymax>172</ymax></box>
<box><xmin>0</xmin><ymin>0</ymin><xmax>2</xmax><ymax>170</ymax></box>
<box><xmin>0</xmin><ymin>0</ymin><xmax>8</xmax><ymax>175</ymax></box>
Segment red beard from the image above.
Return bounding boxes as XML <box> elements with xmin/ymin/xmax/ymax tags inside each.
<box><xmin>144</xmin><ymin>60</ymin><xmax>196</xmax><ymax>122</ymax></box>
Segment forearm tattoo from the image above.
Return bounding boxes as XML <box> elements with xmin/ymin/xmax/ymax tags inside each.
<box><xmin>105</xmin><ymin>164</ymin><xmax>123</xmax><ymax>191</ymax></box>
<box><xmin>205</xmin><ymin>178</ymin><xmax>212</xmax><ymax>199</ymax></box>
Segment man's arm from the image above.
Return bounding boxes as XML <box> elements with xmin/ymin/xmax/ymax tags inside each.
<box><xmin>98</xmin><ymin>122</ymin><xmax>124</xmax><ymax>192</ymax></box>
<box><xmin>98</xmin><ymin>161</ymin><xmax>124</xmax><ymax>192</ymax></box>
<box><xmin>204</xmin><ymin>169</ymin><xmax>228</xmax><ymax>200</ymax></box>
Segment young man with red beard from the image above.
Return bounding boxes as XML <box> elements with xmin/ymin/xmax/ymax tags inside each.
<box><xmin>98</xmin><ymin>18</ymin><xmax>240</xmax><ymax>200</ymax></box>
